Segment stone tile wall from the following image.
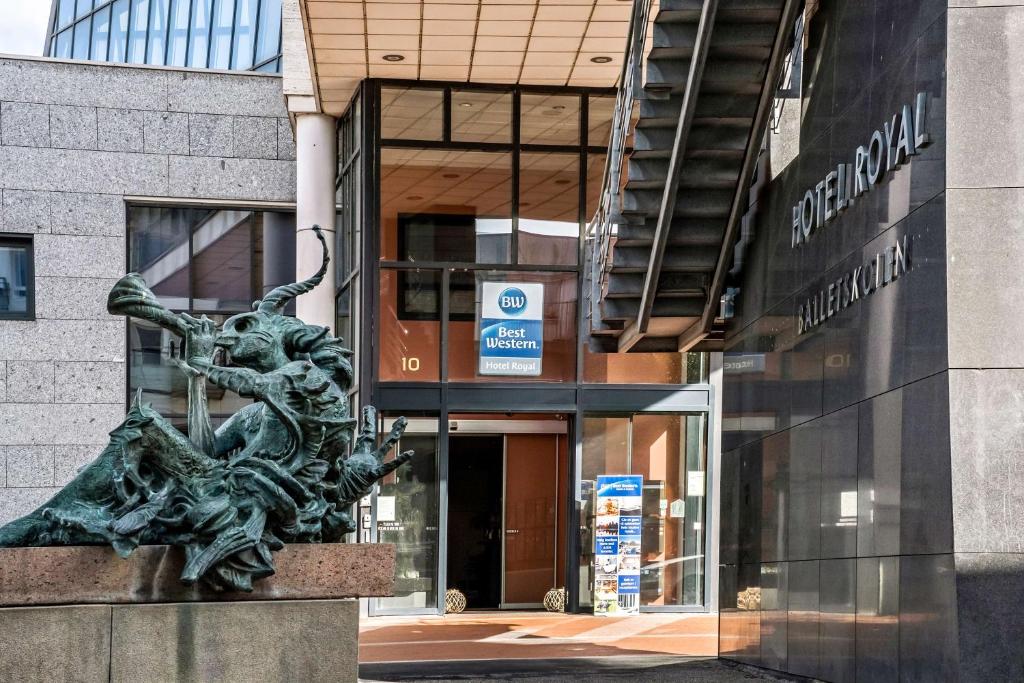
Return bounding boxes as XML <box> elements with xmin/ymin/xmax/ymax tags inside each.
<box><xmin>0</xmin><ymin>57</ymin><xmax>295</xmax><ymax>524</ymax></box>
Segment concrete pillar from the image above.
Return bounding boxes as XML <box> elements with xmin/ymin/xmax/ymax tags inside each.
<box><xmin>294</xmin><ymin>113</ymin><xmax>337</xmax><ymax>329</ymax></box>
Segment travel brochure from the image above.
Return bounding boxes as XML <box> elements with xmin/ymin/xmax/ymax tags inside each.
<box><xmin>593</xmin><ymin>474</ymin><xmax>643</xmax><ymax>616</ymax></box>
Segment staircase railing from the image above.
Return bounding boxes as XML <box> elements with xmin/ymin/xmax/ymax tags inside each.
<box><xmin>586</xmin><ymin>0</ymin><xmax>654</xmax><ymax>333</ymax></box>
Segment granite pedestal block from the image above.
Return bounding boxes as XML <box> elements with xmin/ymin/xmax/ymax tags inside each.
<box><xmin>0</xmin><ymin>543</ymin><xmax>395</xmax><ymax>683</ymax></box>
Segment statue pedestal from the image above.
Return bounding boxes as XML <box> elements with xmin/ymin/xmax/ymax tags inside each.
<box><xmin>0</xmin><ymin>543</ymin><xmax>394</xmax><ymax>683</ymax></box>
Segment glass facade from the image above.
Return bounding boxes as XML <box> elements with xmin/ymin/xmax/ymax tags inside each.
<box><xmin>578</xmin><ymin>414</ymin><xmax>708</xmax><ymax>610</ymax></box>
<box><xmin>0</xmin><ymin>235</ymin><xmax>33</xmax><ymax>320</ymax></box>
<box><xmin>47</xmin><ymin>0</ymin><xmax>283</xmax><ymax>72</ymax></box>
<box><xmin>336</xmin><ymin>81</ymin><xmax>717</xmax><ymax>617</ymax></box>
<box><xmin>126</xmin><ymin>205</ymin><xmax>295</xmax><ymax>430</ymax></box>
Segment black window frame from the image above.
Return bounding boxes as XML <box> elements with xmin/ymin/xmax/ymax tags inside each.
<box><xmin>0</xmin><ymin>233</ymin><xmax>35</xmax><ymax>321</ymax></box>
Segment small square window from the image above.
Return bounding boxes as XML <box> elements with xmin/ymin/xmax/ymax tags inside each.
<box><xmin>0</xmin><ymin>235</ymin><xmax>34</xmax><ymax>320</ymax></box>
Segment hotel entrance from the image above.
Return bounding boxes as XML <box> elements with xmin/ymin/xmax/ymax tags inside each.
<box><xmin>447</xmin><ymin>417</ymin><xmax>569</xmax><ymax>610</ymax></box>
<box><xmin>369</xmin><ymin>414</ymin><xmax>570</xmax><ymax>616</ymax></box>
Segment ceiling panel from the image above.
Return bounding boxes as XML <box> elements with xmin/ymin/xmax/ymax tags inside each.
<box><xmin>302</xmin><ymin>0</ymin><xmax>645</xmax><ymax>115</ymax></box>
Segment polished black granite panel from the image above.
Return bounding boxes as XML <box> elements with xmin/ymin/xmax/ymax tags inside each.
<box><xmin>899</xmin><ymin>372</ymin><xmax>953</xmax><ymax>556</ymax></box>
<box><xmin>820</xmin><ymin>406</ymin><xmax>858</xmax><ymax>559</ymax></box>
<box><xmin>856</xmin><ymin>556</ymin><xmax>900</xmax><ymax>683</ymax></box>
<box><xmin>857</xmin><ymin>390</ymin><xmax>903</xmax><ymax>558</ymax></box>
<box><xmin>819</xmin><ymin>558</ymin><xmax>856</xmax><ymax>683</ymax></box>
<box><xmin>787</xmin><ymin>422</ymin><xmax>822</xmax><ymax>562</ymax></box>
<box><xmin>899</xmin><ymin>554</ymin><xmax>959</xmax><ymax>681</ymax></box>
<box><xmin>719</xmin><ymin>448</ymin><xmax>740</xmax><ymax>566</ymax></box>
<box><xmin>719</xmin><ymin>2</ymin><xmax>957</xmax><ymax>678</ymax></box>
<box><xmin>786</xmin><ymin>560</ymin><xmax>820</xmax><ymax>679</ymax></box>
<box><xmin>760</xmin><ymin>431</ymin><xmax>789</xmax><ymax>563</ymax></box>
<box><xmin>759</xmin><ymin>562</ymin><xmax>788</xmax><ymax>672</ymax></box>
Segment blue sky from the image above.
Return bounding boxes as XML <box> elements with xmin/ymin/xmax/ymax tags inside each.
<box><xmin>0</xmin><ymin>2</ymin><xmax>51</xmax><ymax>57</ymax></box>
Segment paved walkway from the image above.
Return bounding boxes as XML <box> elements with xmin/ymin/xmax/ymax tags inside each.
<box><xmin>359</xmin><ymin>655</ymin><xmax>783</xmax><ymax>682</ymax></box>
<box><xmin>359</xmin><ymin>611</ymin><xmax>719</xmax><ymax>664</ymax></box>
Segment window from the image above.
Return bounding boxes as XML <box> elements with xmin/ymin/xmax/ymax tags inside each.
<box><xmin>0</xmin><ymin>235</ymin><xmax>33</xmax><ymax>320</ymax></box>
<box><xmin>90</xmin><ymin>5</ymin><xmax>111</xmax><ymax>60</ymax></box>
<box><xmin>230</xmin><ymin>0</ymin><xmax>258</xmax><ymax>70</ymax></box>
<box><xmin>48</xmin><ymin>0</ymin><xmax>282</xmax><ymax>72</ymax></box>
<box><xmin>126</xmin><ymin>205</ymin><xmax>296</xmax><ymax>430</ymax></box>
<box><xmin>579</xmin><ymin>413</ymin><xmax>709</xmax><ymax>609</ymax></box>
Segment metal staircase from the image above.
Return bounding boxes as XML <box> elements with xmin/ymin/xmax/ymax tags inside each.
<box><xmin>588</xmin><ymin>0</ymin><xmax>800</xmax><ymax>353</ymax></box>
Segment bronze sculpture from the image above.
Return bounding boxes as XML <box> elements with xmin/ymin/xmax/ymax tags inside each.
<box><xmin>0</xmin><ymin>227</ymin><xmax>411</xmax><ymax>591</ymax></box>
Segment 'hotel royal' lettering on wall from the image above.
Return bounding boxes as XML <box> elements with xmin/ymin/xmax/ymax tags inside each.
<box><xmin>797</xmin><ymin>235</ymin><xmax>910</xmax><ymax>336</ymax></box>
<box><xmin>791</xmin><ymin>92</ymin><xmax>931</xmax><ymax>249</ymax></box>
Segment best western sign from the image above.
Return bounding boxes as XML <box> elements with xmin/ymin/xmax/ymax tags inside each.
<box><xmin>791</xmin><ymin>92</ymin><xmax>931</xmax><ymax>249</ymax></box>
<box><xmin>479</xmin><ymin>282</ymin><xmax>544</xmax><ymax>376</ymax></box>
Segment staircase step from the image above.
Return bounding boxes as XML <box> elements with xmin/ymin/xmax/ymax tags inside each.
<box><xmin>617</xmin><ymin>218</ymin><xmax>727</xmax><ymax>246</ymax></box>
<box><xmin>626</xmin><ymin>158</ymin><xmax>740</xmax><ymax>189</ymax></box>
<box><xmin>600</xmin><ymin>296</ymin><xmax>706</xmax><ymax>321</ymax></box>
<box><xmin>609</xmin><ymin>244</ymin><xmax>719</xmax><ymax>271</ymax></box>
<box><xmin>605</xmin><ymin>272</ymin><xmax>710</xmax><ymax>298</ymax></box>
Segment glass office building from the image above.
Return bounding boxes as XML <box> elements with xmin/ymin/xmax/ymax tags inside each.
<box><xmin>45</xmin><ymin>0</ymin><xmax>283</xmax><ymax>72</ymax></box>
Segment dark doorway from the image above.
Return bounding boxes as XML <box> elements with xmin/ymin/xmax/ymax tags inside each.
<box><xmin>447</xmin><ymin>435</ymin><xmax>503</xmax><ymax>609</ymax></box>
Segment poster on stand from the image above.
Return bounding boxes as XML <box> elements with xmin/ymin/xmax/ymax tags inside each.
<box><xmin>593</xmin><ymin>474</ymin><xmax>643</xmax><ymax>616</ymax></box>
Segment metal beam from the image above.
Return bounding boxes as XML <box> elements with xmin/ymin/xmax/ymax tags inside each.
<box><xmin>686</xmin><ymin>0</ymin><xmax>804</xmax><ymax>349</ymax></box>
<box><xmin>635</xmin><ymin>0</ymin><xmax>720</xmax><ymax>344</ymax></box>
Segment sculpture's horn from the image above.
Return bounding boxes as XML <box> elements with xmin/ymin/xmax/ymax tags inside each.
<box><xmin>254</xmin><ymin>225</ymin><xmax>329</xmax><ymax>314</ymax></box>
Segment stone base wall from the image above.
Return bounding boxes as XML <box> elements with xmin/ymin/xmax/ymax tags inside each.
<box><xmin>0</xmin><ymin>599</ymin><xmax>359</xmax><ymax>683</ymax></box>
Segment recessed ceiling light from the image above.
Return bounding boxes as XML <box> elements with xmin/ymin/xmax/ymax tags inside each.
<box><xmin>591</xmin><ymin>56</ymin><xmax>613</xmax><ymax>64</ymax></box>
<box><xmin>552</xmin><ymin>105</ymin><xmax>566</xmax><ymax>111</ymax></box>
<box><xmin>459</xmin><ymin>102</ymin><xmax>473</xmax><ymax>108</ymax></box>
<box><xmin>406</xmin><ymin>195</ymin><xmax>423</xmax><ymax>201</ymax></box>
<box><xmin>383</xmin><ymin>54</ymin><xmax>405</xmax><ymax>62</ymax></box>
<box><xmin>442</xmin><ymin>173</ymin><xmax>460</xmax><ymax>179</ymax></box>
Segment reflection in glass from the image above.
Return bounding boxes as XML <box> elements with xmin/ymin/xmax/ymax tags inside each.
<box><xmin>187</xmin><ymin>0</ymin><xmax>213</xmax><ymax>68</ymax></box>
<box><xmin>166</xmin><ymin>0</ymin><xmax>190</xmax><ymax>66</ymax></box>
<box><xmin>521</xmin><ymin>93</ymin><xmax>580</xmax><ymax>145</ymax></box>
<box><xmin>446</xmin><ymin>270</ymin><xmax>577</xmax><ymax>383</ymax></box>
<box><xmin>578</xmin><ymin>416</ymin><xmax>630</xmax><ymax>608</ymax></box>
<box><xmin>127</xmin><ymin>0</ymin><xmax>149</xmax><ymax>63</ymax></box>
<box><xmin>109</xmin><ymin>0</ymin><xmax>129</xmax><ymax>62</ymax></box>
<box><xmin>128</xmin><ymin>206</ymin><xmax>295</xmax><ymax>312</ymax></box>
<box><xmin>91</xmin><ymin>6</ymin><xmax>111</xmax><ymax>60</ymax></box>
<box><xmin>0</xmin><ymin>241</ymin><xmax>31</xmax><ymax>316</ymax></box>
<box><xmin>58</xmin><ymin>0</ymin><xmax>76</xmax><ymax>29</ymax></box>
<box><xmin>129</xmin><ymin>315</ymin><xmax>252</xmax><ymax>423</ymax></box>
<box><xmin>55</xmin><ymin>30</ymin><xmax>73</xmax><ymax>59</ymax></box>
<box><xmin>191</xmin><ymin>209</ymin><xmax>258</xmax><ymax>312</ymax></box>
<box><xmin>519</xmin><ymin>152</ymin><xmax>579</xmax><ymax>266</ymax></box>
<box><xmin>374</xmin><ymin>420</ymin><xmax>440</xmax><ymax>613</ymax></box>
<box><xmin>72</xmin><ymin>19</ymin><xmax>90</xmax><ymax>60</ymax></box>
<box><xmin>208</xmin><ymin>0</ymin><xmax>235</xmax><ymax>69</ymax></box>
<box><xmin>380</xmin><ymin>149</ymin><xmax>512</xmax><ymax>264</ymax></box>
<box><xmin>381</xmin><ymin>87</ymin><xmax>443</xmax><ymax>141</ymax></box>
<box><xmin>128</xmin><ymin>206</ymin><xmax>193</xmax><ymax>310</ymax></box>
<box><xmin>451</xmin><ymin>89</ymin><xmax>512</xmax><ymax>144</ymax></box>
<box><xmin>588</xmin><ymin>95</ymin><xmax>616</xmax><ymax>147</ymax></box>
<box><xmin>254</xmin><ymin>0</ymin><xmax>282</xmax><ymax>65</ymax></box>
<box><xmin>147</xmin><ymin>0</ymin><xmax>169</xmax><ymax>64</ymax></box>
<box><xmin>378</xmin><ymin>269</ymin><xmax>441</xmax><ymax>382</ymax></box>
<box><xmin>230</xmin><ymin>0</ymin><xmax>258</xmax><ymax>69</ymax></box>
<box><xmin>578</xmin><ymin>414</ymin><xmax>708</xmax><ymax>609</ymax></box>
<box><xmin>583</xmin><ymin>348</ymin><xmax>709</xmax><ymax>385</ymax></box>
